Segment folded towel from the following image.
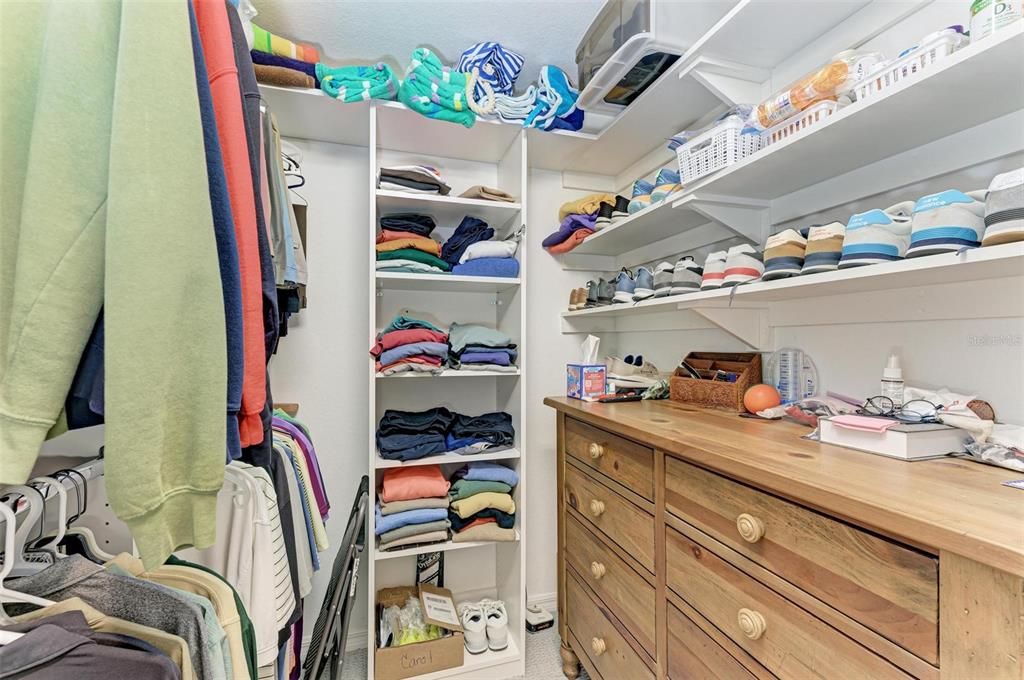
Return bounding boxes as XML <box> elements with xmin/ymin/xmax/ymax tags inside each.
<box><xmin>448</xmin><ymin>480</ymin><xmax>512</xmax><ymax>501</ymax></box>
<box><xmin>377</xmin><ymin>248</ymin><xmax>451</xmax><ymax>271</ymax></box>
<box><xmin>399</xmin><ymin>48</ymin><xmax>476</xmax><ymax>128</ymax></box>
<box><xmin>374</xmin><ymin>506</ymin><xmax>449</xmax><ymax>536</ymax></box>
<box><xmin>375</xmin><ymin>236</ymin><xmax>442</xmax><ymax>257</ymax></box>
<box><xmin>380</xmin><ymin>464</ymin><xmax>450</xmax><ymax>503</ymax></box>
<box><xmin>380</xmin><ymin>213</ymin><xmax>437</xmax><ymax>237</ymax></box>
<box><xmin>451</xmin><ymin>491</ymin><xmax>516</xmax><ymax>519</ymax></box>
<box><xmin>251</xmin><ymin>51</ymin><xmax>319</xmax><ymax>86</ymax></box>
<box><xmin>371</xmin><ymin>328</ymin><xmax>449</xmax><ymax>357</ymax></box>
<box><xmin>455</xmin><ymin>462</ymin><xmax>519</xmax><ymax>486</ymax></box>
<box><xmin>525</xmin><ymin>65</ymin><xmax>583</xmax><ymax>132</ymax></box>
<box><xmin>459</xmin><ymin>185</ymin><xmax>517</xmax><ymax>203</ymax></box>
<box><xmin>379</xmin><ymin>529</ymin><xmax>449</xmax><ymax>551</ymax></box>
<box><xmin>449</xmin><ymin>508</ymin><xmax>516</xmax><ymax>532</ymax></box>
<box><xmin>251</xmin><ymin>24</ymin><xmax>319</xmax><ymax>63</ymax></box>
<box><xmin>559</xmin><ymin>194</ymin><xmax>615</xmax><ymax>221</ymax></box>
<box><xmin>451</xmin><ymin>257</ymin><xmax>520</xmax><ymax>278</ymax></box>
<box><xmin>452</xmin><ymin>523</ymin><xmax>516</xmax><ymax>543</ymax></box>
<box><xmin>545</xmin><ymin>229</ymin><xmax>593</xmax><ymax>254</ymax></box>
<box><xmin>317</xmin><ymin>62</ymin><xmax>398</xmax><ymax>102</ymax></box>
<box><xmin>254</xmin><ymin>64</ymin><xmax>315</xmax><ymax>89</ymax></box>
<box><xmin>379</xmin><ymin>519</ymin><xmax>451</xmax><ymax>544</ymax></box>
<box><xmin>456</xmin><ymin>42</ymin><xmax>524</xmax><ymax>98</ymax></box>
<box><xmin>458</xmin><ymin>239</ymin><xmax>519</xmax><ymax>264</ymax></box>
<box><xmin>380</xmin><ymin>497</ymin><xmax>450</xmax><ymax>516</ymax></box>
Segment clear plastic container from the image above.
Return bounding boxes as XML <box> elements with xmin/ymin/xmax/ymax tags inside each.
<box><xmin>576</xmin><ymin>0</ymin><xmax>651</xmax><ymax>92</ymax></box>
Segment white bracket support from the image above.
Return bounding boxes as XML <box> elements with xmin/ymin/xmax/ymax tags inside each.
<box><xmin>681</xmin><ymin>56</ymin><xmax>769</xmax><ymax>108</ymax></box>
<box><xmin>678</xmin><ymin>193</ymin><xmax>770</xmax><ymax>245</ymax></box>
<box><xmin>690</xmin><ymin>306</ymin><xmax>771</xmax><ymax>350</ymax></box>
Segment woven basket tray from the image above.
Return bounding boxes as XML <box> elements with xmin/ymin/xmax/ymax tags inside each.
<box><xmin>669</xmin><ymin>352</ymin><xmax>762</xmax><ymax>412</ymax></box>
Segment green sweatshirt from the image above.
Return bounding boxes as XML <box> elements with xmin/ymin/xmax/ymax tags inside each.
<box><xmin>0</xmin><ymin>0</ymin><xmax>227</xmax><ymax>568</ymax></box>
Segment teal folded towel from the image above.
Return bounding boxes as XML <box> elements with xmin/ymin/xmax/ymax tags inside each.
<box><xmin>398</xmin><ymin>48</ymin><xmax>476</xmax><ymax>128</ymax></box>
<box><xmin>316</xmin><ymin>62</ymin><xmax>398</xmax><ymax>102</ymax></box>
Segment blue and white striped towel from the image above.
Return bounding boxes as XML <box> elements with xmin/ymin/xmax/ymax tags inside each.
<box><xmin>457</xmin><ymin>41</ymin><xmax>525</xmax><ymax>99</ymax></box>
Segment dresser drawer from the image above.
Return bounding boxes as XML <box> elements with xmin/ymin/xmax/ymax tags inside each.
<box><xmin>567</xmin><ymin>571</ymin><xmax>655</xmax><ymax>680</ymax></box>
<box><xmin>565</xmin><ymin>417</ymin><xmax>653</xmax><ymax>501</ymax></box>
<box><xmin>565</xmin><ymin>463</ymin><xmax>655</xmax><ymax>572</ymax></box>
<box><xmin>666</xmin><ymin>528</ymin><xmax>912</xmax><ymax>680</ymax></box>
<box><xmin>668</xmin><ymin>603</ymin><xmax>766</xmax><ymax>680</ymax></box>
<box><xmin>566</xmin><ymin>514</ymin><xmax>655</xmax><ymax>657</ymax></box>
<box><xmin>665</xmin><ymin>456</ymin><xmax>938</xmax><ymax>663</ymax></box>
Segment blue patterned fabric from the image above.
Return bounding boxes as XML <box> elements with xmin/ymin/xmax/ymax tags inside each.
<box><xmin>456</xmin><ymin>41</ymin><xmax>525</xmax><ymax>99</ymax></box>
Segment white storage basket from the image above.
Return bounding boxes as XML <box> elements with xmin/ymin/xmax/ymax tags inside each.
<box><xmin>676</xmin><ymin>116</ymin><xmax>762</xmax><ymax>184</ymax></box>
<box><xmin>852</xmin><ymin>33</ymin><xmax>967</xmax><ymax>103</ymax></box>
<box><xmin>761</xmin><ymin>100</ymin><xmax>841</xmax><ymax>147</ymax></box>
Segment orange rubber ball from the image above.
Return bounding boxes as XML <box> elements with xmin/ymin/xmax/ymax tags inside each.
<box><xmin>743</xmin><ymin>384</ymin><xmax>782</xmax><ymax>414</ymax></box>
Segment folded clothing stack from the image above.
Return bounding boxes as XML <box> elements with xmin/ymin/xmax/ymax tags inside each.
<box><xmin>448</xmin><ymin>463</ymin><xmax>518</xmax><ymax>543</ymax></box>
<box><xmin>371</xmin><ymin>315</ymin><xmax>449</xmax><ymax>376</ymax></box>
<box><xmin>252</xmin><ymin>51</ymin><xmax>319</xmax><ymax>88</ymax></box>
<box><xmin>377</xmin><ymin>466</ymin><xmax>452</xmax><ymax>551</ymax></box>
<box><xmin>448</xmin><ymin>323</ymin><xmax>518</xmax><ymax>372</ymax></box>
<box><xmin>441</xmin><ymin>216</ymin><xmax>494</xmax><ymax>268</ymax></box>
<box><xmin>379</xmin><ymin>165</ymin><xmax>451</xmax><ymax>195</ymax></box>
<box><xmin>452</xmin><ymin>230</ymin><xmax>520</xmax><ymax>278</ymax></box>
<box><xmin>316</xmin><ymin>62</ymin><xmax>398</xmax><ymax>102</ymax></box>
<box><xmin>542</xmin><ymin>193</ymin><xmax>615</xmax><ymax>254</ymax></box>
<box><xmin>376</xmin><ymin>408</ymin><xmax>515</xmax><ymax>461</ymax></box>
<box><xmin>376</xmin><ymin>213</ymin><xmax>450</xmax><ymax>274</ymax></box>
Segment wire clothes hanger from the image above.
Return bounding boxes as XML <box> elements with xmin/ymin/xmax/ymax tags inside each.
<box><xmin>26</xmin><ymin>477</ymin><xmax>67</xmax><ymax>558</ymax></box>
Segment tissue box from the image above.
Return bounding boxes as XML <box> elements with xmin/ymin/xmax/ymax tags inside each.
<box><xmin>567</xmin><ymin>364</ymin><xmax>606</xmax><ymax>400</ymax></box>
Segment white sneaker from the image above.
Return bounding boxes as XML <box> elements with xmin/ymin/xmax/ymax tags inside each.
<box><xmin>458</xmin><ymin>603</ymin><xmax>488</xmax><ymax>654</ymax></box>
<box><xmin>480</xmin><ymin>599</ymin><xmax>509</xmax><ymax>651</ymax></box>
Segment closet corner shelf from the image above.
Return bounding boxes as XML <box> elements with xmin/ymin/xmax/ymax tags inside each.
<box><xmin>560</xmin><ymin>242</ymin><xmax>1024</xmax><ymax>324</ymax></box>
<box><xmin>376</xmin><ymin>272</ymin><xmax>521</xmax><ymax>293</ymax></box>
<box><xmin>376</xmin><ymin>369</ymin><xmax>521</xmax><ymax>379</ymax></box>
<box><xmin>375</xmin><ymin>189</ymin><xmax>522</xmax><ymax>227</ymax></box>
<box><xmin>374</xmin><ymin>531</ymin><xmax>520</xmax><ymax>561</ymax></box>
<box><xmin>375</xmin><ymin>449</ymin><xmax>521</xmax><ymax>469</ymax></box>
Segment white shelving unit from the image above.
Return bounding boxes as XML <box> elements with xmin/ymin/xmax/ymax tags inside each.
<box><xmin>367</xmin><ymin>102</ymin><xmax>527</xmax><ymax>680</ymax></box>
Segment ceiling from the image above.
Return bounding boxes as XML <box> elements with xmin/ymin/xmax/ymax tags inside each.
<box><xmin>250</xmin><ymin>0</ymin><xmax>607</xmax><ymax>92</ymax></box>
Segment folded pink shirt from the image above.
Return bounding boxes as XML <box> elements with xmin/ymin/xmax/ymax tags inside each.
<box><xmin>370</xmin><ymin>328</ymin><xmax>449</xmax><ymax>357</ymax></box>
<box><xmin>829</xmin><ymin>415</ymin><xmax>899</xmax><ymax>432</ymax></box>
<box><xmin>380</xmin><ymin>465</ymin><xmax>451</xmax><ymax>502</ymax></box>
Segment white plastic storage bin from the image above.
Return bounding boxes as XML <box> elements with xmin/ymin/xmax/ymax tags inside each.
<box><xmin>676</xmin><ymin>116</ymin><xmax>762</xmax><ymax>184</ymax></box>
<box><xmin>761</xmin><ymin>100</ymin><xmax>841</xmax><ymax>147</ymax></box>
<box><xmin>852</xmin><ymin>33</ymin><xmax>967</xmax><ymax>103</ymax></box>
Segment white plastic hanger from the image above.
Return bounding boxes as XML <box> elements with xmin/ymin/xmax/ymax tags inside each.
<box><xmin>28</xmin><ymin>477</ymin><xmax>67</xmax><ymax>555</ymax></box>
<box><xmin>0</xmin><ymin>503</ymin><xmax>54</xmax><ymax>633</ymax></box>
<box><xmin>1</xmin><ymin>486</ymin><xmax>47</xmax><ymax>577</ymax></box>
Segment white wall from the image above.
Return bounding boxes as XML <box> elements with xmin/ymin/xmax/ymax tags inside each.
<box><xmin>268</xmin><ymin>140</ymin><xmax>373</xmax><ymax>642</ymax></box>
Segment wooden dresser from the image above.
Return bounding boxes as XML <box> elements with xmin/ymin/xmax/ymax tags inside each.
<box><xmin>545</xmin><ymin>397</ymin><xmax>1024</xmax><ymax>680</ymax></box>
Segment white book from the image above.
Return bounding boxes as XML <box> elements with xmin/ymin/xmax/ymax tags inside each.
<box><xmin>819</xmin><ymin>418</ymin><xmax>969</xmax><ymax>461</ymax></box>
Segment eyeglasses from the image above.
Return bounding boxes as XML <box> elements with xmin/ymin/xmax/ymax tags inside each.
<box><xmin>858</xmin><ymin>396</ymin><xmax>943</xmax><ymax>423</ymax></box>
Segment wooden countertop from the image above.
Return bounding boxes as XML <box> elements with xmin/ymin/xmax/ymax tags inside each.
<box><xmin>545</xmin><ymin>396</ymin><xmax>1024</xmax><ymax>576</ymax></box>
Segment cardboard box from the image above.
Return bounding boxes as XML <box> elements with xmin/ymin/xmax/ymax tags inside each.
<box><xmin>375</xmin><ymin>585</ymin><xmax>464</xmax><ymax>680</ymax></box>
<box><xmin>567</xmin><ymin>363</ymin><xmax>606</xmax><ymax>400</ymax></box>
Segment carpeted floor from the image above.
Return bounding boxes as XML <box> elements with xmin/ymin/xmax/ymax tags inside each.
<box><xmin>340</xmin><ymin>624</ymin><xmax>590</xmax><ymax>679</ymax></box>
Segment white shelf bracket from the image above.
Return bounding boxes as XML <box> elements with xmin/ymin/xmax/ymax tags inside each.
<box><xmin>682</xmin><ymin>56</ymin><xmax>768</xmax><ymax>107</ymax></box>
<box><xmin>682</xmin><ymin>193</ymin><xmax>770</xmax><ymax>244</ymax></box>
<box><xmin>689</xmin><ymin>306</ymin><xmax>771</xmax><ymax>350</ymax></box>
<box><xmin>556</xmin><ymin>253</ymin><xmax>618</xmax><ymax>272</ymax></box>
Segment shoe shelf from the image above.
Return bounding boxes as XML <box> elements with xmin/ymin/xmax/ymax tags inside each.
<box><xmin>557</xmin><ymin>23</ymin><xmax>1024</xmax><ymax>269</ymax></box>
<box><xmin>373</xmin><ymin>531</ymin><xmax>521</xmax><ymax>561</ymax></box>
<box><xmin>374</xmin><ymin>449</ymin><xmax>521</xmax><ymax>470</ymax></box>
<box><xmin>561</xmin><ymin>243</ymin><xmax>1024</xmax><ymax>343</ymax></box>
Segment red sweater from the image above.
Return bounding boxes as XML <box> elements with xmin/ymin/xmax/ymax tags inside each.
<box><xmin>193</xmin><ymin>0</ymin><xmax>266</xmax><ymax>445</ymax></box>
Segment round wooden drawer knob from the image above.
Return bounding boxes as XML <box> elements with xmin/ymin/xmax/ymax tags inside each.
<box><xmin>591</xmin><ymin>637</ymin><xmax>607</xmax><ymax>656</ymax></box>
<box><xmin>590</xmin><ymin>561</ymin><xmax>606</xmax><ymax>580</ymax></box>
<box><xmin>589</xmin><ymin>499</ymin><xmax>606</xmax><ymax>517</ymax></box>
<box><xmin>736</xmin><ymin>513</ymin><xmax>765</xmax><ymax>543</ymax></box>
<box><xmin>589</xmin><ymin>442</ymin><xmax>605</xmax><ymax>460</ymax></box>
<box><xmin>737</xmin><ymin>608</ymin><xmax>767</xmax><ymax>640</ymax></box>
